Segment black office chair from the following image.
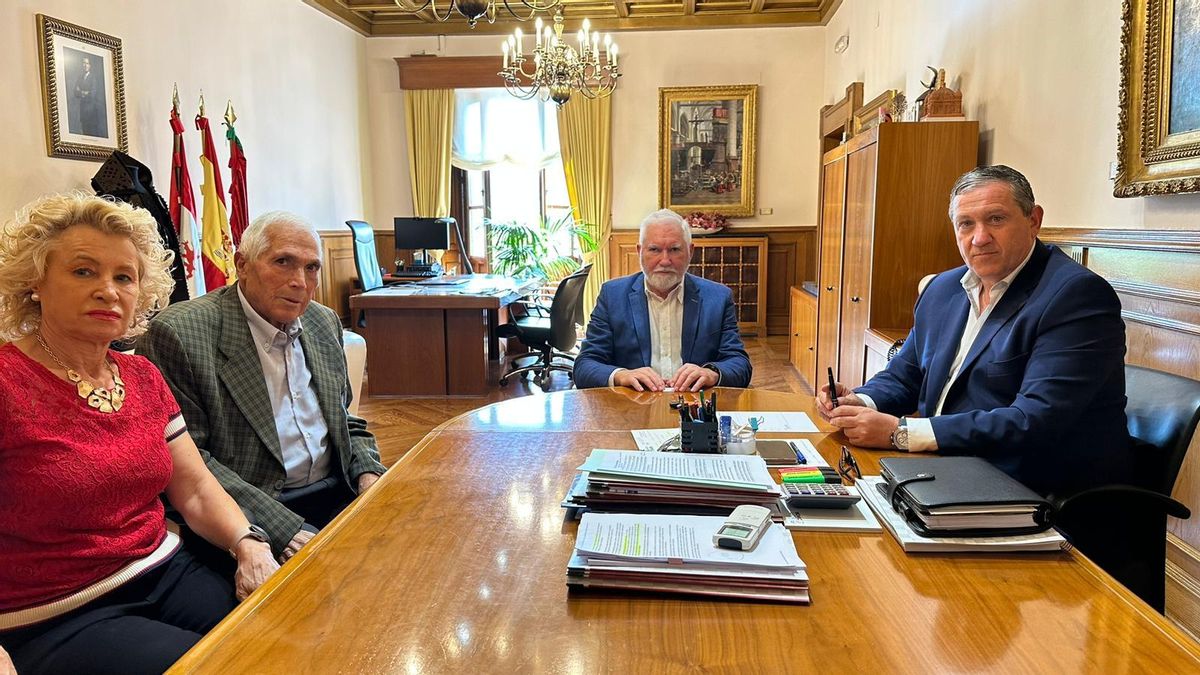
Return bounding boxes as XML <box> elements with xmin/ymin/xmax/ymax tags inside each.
<box><xmin>498</xmin><ymin>264</ymin><xmax>592</xmax><ymax>388</ymax></box>
<box><xmin>346</xmin><ymin>220</ymin><xmax>388</xmax><ymax>292</ymax></box>
<box><xmin>1054</xmin><ymin>364</ymin><xmax>1199</xmax><ymax>612</ymax></box>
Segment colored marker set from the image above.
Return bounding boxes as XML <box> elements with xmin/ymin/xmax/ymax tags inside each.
<box><xmin>778</xmin><ymin>466</ymin><xmax>843</xmax><ymax>484</ymax></box>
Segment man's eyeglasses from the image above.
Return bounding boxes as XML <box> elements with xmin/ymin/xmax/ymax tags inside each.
<box><xmin>838</xmin><ymin>445</ymin><xmax>862</xmax><ymax>483</ymax></box>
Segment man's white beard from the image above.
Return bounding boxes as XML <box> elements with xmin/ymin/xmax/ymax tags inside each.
<box><xmin>646</xmin><ymin>269</ymin><xmax>684</xmax><ymax>295</ymax></box>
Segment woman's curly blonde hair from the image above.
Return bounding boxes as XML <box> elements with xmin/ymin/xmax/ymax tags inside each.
<box><xmin>0</xmin><ymin>192</ymin><xmax>176</xmax><ymax>340</ymax></box>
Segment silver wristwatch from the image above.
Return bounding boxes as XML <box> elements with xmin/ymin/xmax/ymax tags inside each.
<box><xmin>890</xmin><ymin>416</ymin><xmax>910</xmax><ymax>450</ymax></box>
<box><xmin>228</xmin><ymin>524</ymin><xmax>271</xmax><ymax>558</ymax></box>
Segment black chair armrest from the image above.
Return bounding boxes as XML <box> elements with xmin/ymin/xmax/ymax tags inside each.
<box><xmin>1054</xmin><ymin>484</ymin><xmax>1191</xmax><ymax>520</ymax></box>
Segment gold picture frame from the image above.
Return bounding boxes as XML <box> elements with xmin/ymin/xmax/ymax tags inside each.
<box><xmin>37</xmin><ymin>14</ymin><xmax>128</xmax><ymax>161</ymax></box>
<box><xmin>1115</xmin><ymin>0</ymin><xmax>1200</xmax><ymax>196</ymax></box>
<box><xmin>659</xmin><ymin>85</ymin><xmax>758</xmax><ymax>217</ymax></box>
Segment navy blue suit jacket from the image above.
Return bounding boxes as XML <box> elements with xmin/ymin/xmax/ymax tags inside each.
<box><xmin>574</xmin><ymin>273</ymin><xmax>752</xmax><ymax>389</ymax></box>
<box><xmin>856</xmin><ymin>242</ymin><xmax>1131</xmax><ymax>496</ymax></box>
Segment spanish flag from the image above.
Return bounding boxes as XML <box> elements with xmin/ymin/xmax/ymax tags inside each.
<box><xmin>196</xmin><ymin>111</ymin><xmax>236</xmax><ymax>287</ymax></box>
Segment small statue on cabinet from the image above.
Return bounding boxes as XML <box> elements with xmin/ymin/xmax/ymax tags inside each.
<box><xmin>918</xmin><ymin>68</ymin><xmax>965</xmax><ymax>120</ymax></box>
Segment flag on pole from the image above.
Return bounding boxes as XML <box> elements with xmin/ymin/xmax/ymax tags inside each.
<box><xmin>169</xmin><ymin>86</ymin><xmax>205</xmax><ymax>298</ymax></box>
<box><xmin>224</xmin><ymin>101</ymin><xmax>249</xmax><ymax>247</ymax></box>
<box><xmin>196</xmin><ymin>93</ymin><xmax>237</xmax><ymax>288</ymax></box>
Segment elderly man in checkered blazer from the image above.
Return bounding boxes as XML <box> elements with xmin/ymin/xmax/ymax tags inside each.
<box><xmin>139</xmin><ymin>212</ymin><xmax>385</xmax><ymax>563</ymax></box>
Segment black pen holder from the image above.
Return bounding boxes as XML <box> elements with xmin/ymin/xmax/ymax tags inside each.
<box><xmin>681</xmin><ymin>418</ymin><xmax>722</xmax><ymax>454</ymax></box>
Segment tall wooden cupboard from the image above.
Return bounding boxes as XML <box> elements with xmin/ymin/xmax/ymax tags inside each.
<box><xmin>816</xmin><ymin>121</ymin><xmax>979</xmax><ymax>390</ymax></box>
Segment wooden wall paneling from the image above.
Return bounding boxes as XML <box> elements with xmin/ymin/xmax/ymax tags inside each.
<box><xmin>816</xmin><ymin>154</ymin><xmax>848</xmax><ymax>381</ymax></box>
<box><xmin>868</xmin><ymin>122</ymin><xmax>978</xmax><ymax>331</ymax></box>
<box><xmin>1039</xmin><ymin>227</ymin><xmax>1200</xmax><ymax>640</ymax></box>
<box><xmin>764</xmin><ymin>229</ymin><xmax>818</xmax><ymax>335</ymax></box>
<box><xmin>318</xmin><ymin>232</ymin><xmax>356</xmax><ymax>325</ymax></box>
<box><xmin>838</xmin><ymin>142</ymin><xmax>878</xmax><ymax>389</ymax></box>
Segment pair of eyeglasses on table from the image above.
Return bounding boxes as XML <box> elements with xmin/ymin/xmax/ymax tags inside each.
<box><xmin>838</xmin><ymin>445</ymin><xmax>862</xmax><ymax>483</ymax></box>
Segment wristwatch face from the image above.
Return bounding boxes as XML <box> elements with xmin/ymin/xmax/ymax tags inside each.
<box><xmin>895</xmin><ymin>426</ymin><xmax>909</xmax><ymax>448</ymax></box>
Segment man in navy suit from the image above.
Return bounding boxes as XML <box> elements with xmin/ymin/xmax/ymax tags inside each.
<box><xmin>819</xmin><ymin>165</ymin><xmax>1131</xmax><ymax>496</ymax></box>
<box><xmin>574</xmin><ymin>209</ymin><xmax>752</xmax><ymax>391</ymax></box>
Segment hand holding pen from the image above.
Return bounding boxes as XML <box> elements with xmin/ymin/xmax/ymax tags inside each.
<box><xmin>816</xmin><ymin>367</ymin><xmax>865</xmax><ymax>422</ymax></box>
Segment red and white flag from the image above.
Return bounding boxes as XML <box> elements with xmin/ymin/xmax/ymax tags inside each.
<box><xmin>169</xmin><ymin>106</ymin><xmax>205</xmax><ymax>298</ymax></box>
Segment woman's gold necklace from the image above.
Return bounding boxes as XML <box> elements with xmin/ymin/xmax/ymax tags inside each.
<box><xmin>34</xmin><ymin>332</ymin><xmax>126</xmax><ymax>413</ymax></box>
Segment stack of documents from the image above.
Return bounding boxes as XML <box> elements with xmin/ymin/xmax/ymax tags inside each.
<box><xmin>567</xmin><ymin>513</ymin><xmax>810</xmax><ymax>603</ymax></box>
<box><xmin>564</xmin><ymin>450</ymin><xmax>782</xmax><ymax>514</ymax></box>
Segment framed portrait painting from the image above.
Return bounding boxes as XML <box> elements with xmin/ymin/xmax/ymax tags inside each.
<box><xmin>1115</xmin><ymin>0</ymin><xmax>1200</xmax><ymax>196</ymax></box>
<box><xmin>37</xmin><ymin>15</ymin><xmax>127</xmax><ymax>161</ymax></box>
<box><xmin>659</xmin><ymin>85</ymin><xmax>758</xmax><ymax>217</ymax></box>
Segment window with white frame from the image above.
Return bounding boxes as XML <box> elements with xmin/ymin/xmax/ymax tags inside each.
<box><xmin>453</xmin><ymin>89</ymin><xmax>577</xmax><ymax>264</ymax></box>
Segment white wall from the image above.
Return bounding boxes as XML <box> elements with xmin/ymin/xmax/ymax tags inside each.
<box><xmin>823</xmin><ymin>0</ymin><xmax>1200</xmax><ymax>229</ymax></box>
<box><xmin>364</xmin><ymin>25</ymin><xmax>825</xmax><ymax>231</ymax></box>
<box><xmin>0</xmin><ymin>0</ymin><xmax>368</xmax><ymax>230</ymax></box>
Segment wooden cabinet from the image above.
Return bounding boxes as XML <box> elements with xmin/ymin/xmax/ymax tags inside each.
<box><xmin>815</xmin><ymin>121</ymin><xmax>978</xmax><ymax>389</ymax></box>
<box><xmin>609</xmin><ymin>229</ymin><xmax>816</xmax><ymax>336</ymax></box>
<box><xmin>609</xmin><ymin>235</ymin><xmax>769</xmax><ymax>336</ymax></box>
<box><xmin>789</xmin><ymin>286</ymin><xmax>817</xmax><ymax>389</ymax></box>
<box><xmin>862</xmin><ymin>327</ymin><xmax>907</xmax><ymax>384</ymax></box>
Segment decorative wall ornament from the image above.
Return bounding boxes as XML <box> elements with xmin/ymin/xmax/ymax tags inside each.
<box><xmin>36</xmin><ymin>14</ymin><xmax>127</xmax><ymax>161</ymax></box>
<box><xmin>1115</xmin><ymin>0</ymin><xmax>1200</xmax><ymax>197</ymax></box>
<box><xmin>659</xmin><ymin>85</ymin><xmax>758</xmax><ymax>218</ymax></box>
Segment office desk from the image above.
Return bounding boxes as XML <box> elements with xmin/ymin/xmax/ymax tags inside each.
<box><xmin>170</xmin><ymin>389</ymin><xmax>1200</xmax><ymax>673</ymax></box>
<box><xmin>349</xmin><ymin>274</ymin><xmax>540</xmax><ymax>396</ymax></box>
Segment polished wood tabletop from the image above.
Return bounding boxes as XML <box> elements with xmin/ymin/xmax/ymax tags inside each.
<box><xmin>170</xmin><ymin>388</ymin><xmax>1200</xmax><ymax>674</ymax></box>
<box><xmin>350</xmin><ymin>274</ymin><xmax>540</xmax><ymax>310</ymax></box>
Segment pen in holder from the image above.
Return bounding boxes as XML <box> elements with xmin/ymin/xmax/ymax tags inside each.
<box><xmin>677</xmin><ymin>391</ymin><xmax>723</xmax><ymax>453</ymax></box>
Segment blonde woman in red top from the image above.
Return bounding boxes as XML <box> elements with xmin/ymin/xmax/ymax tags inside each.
<box><xmin>0</xmin><ymin>194</ymin><xmax>279</xmax><ymax>674</ymax></box>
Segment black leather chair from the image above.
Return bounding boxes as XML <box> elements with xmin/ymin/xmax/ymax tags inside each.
<box><xmin>498</xmin><ymin>264</ymin><xmax>592</xmax><ymax>388</ymax></box>
<box><xmin>1055</xmin><ymin>364</ymin><xmax>1199</xmax><ymax>612</ymax></box>
<box><xmin>346</xmin><ymin>220</ymin><xmax>388</xmax><ymax>292</ymax></box>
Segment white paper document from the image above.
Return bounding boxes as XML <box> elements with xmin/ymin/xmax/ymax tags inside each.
<box><xmin>577</xmin><ymin>450</ymin><xmax>776</xmax><ymax>491</ymax></box>
<box><xmin>726</xmin><ymin>411</ymin><xmax>819</xmax><ymax>433</ymax></box>
<box><xmin>575</xmin><ymin>512</ymin><xmax>804</xmax><ymax>570</ymax></box>
<box><xmin>857</xmin><ymin>476</ymin><xmax>1068</xmax><ymax>553</ymax></box>
<box><xmin>630</xmin><ymin>428</ymin><xmax>680</xmax><ymax>452</ymax></box>
<box><xmin>779</xmin><ymin>488</ymin><xmax>882</xmax><ymax>533</ymax></box>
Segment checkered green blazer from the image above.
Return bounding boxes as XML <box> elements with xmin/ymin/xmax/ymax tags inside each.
<box><xmin>137</xmin><ymin>285</ymin><xmax>386</xmax><ymax>554</ymax></box>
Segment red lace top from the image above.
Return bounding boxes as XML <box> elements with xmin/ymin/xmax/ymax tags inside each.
<box><xmin>0</xmin><ymin>343</ymin><xmax>179</xmax><ymax>612</ymax></box>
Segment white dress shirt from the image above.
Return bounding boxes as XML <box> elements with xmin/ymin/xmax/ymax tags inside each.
<box><xmin>860</xmin><ymin>243</ymin><xmax>1037</xmax><ymax>451</ymax></box>
<box><xmin>237</xmin><ymin>287</ymin><xmax>332</xmax><ymax>487</ymax></box>
<box><xmin>608</xmin><ymin>279</ymin><xmax>684</xmax><ymax>385</ymax></box>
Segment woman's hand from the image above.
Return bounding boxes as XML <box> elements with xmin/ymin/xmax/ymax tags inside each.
<box><xmin>1</xmin><ymin>645</ymin><xmax>18</xmax><ymax>675</ymax></box>
<box><xmin>232</xmin><ymin>540</ymin><xmax>279</xmax><ymax>601</ymax></box>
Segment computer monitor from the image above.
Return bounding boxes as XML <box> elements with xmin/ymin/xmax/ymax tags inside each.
<box><xmin>393</xmin><ymin>217</ymin><xmax>452</xmax><ymax>251</ymax></box>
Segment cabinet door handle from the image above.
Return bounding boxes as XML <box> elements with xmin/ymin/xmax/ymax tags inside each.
<box><xmin>826</xmin><ymin>285</ymin><xmax>834</xmax><ymax>291</ymax></box>
<box><xmin>851</xmin><ymin>296</ymin><xmax>860</xmax><ymax>303</ymax></box>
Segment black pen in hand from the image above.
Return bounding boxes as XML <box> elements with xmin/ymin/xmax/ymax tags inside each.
<box><xmin>827</xmin><ymin>367</ymin><xmax>840</xmax><ymax>408</ymax></box>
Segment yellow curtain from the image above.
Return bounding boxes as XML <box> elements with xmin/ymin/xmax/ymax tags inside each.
<box><xmin>403</xmin><ymin>89</ymin><xmax>453</xmax><ymax>217</ymax></box>
<box><xmin>557</xmin><ymin>95</ymin><xmax>613</xmax><ymax>321</ymax></box>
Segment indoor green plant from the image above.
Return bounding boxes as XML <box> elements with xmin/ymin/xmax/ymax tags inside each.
<box><xmin>487</xmin><ymin>211</ymin><xmax>597</xmax><ymax>280</ymax></box>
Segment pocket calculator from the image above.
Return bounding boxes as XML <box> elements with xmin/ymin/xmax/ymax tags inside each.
<box><xmin>783</xmin><ymin>482</ymin><xmax>861</xmax><ymax>510</ymax></box>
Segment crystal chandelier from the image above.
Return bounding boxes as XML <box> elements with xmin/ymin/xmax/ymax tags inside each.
<box><xmin>392</xmin><ymin>0</ymin><xmax>561</xmax><ymax>28</ymax></box>
<box><xmin>499</xmin><ymin>13</ymin><xmax>620</xmax><ymax>106</ymax></box>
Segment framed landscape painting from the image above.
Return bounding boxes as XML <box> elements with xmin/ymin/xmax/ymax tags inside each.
<box><xmin>37</xmin><ymin>14</ymin><xmax>127</xmax><ymax>161</ymax></box>
<box><xmin>659</xmin><ymin>85</ymin><xmax>758</xmax><ymax>217</ymax></box>
<box><xmin>1115</xmin><ymin>0</ymin><xmax>1200</xmax><ymax>196</ymax></box>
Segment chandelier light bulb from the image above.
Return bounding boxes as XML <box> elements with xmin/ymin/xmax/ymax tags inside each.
<box><xmin>582</xmin><ymin>18</ymin><xmax>590</xmax><ymax>33</ymax></box>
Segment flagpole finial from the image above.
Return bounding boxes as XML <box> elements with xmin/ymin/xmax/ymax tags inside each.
<box><xmin>224</xmin><ymin>100</ymin><xmax>237</xmax><ymax>127</ymax></box>
<box><xmin>172</xmin><ymin>84</ymin><xmax>180</xmax><ymax>113</ymax></box>
<box><xmin>198</xmin><ymin>90</ymin><xmax>205</xmax><ymax>117</ymax></box>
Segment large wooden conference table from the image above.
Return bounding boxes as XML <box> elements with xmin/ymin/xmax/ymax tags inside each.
<box><xmin>170</xmin><ymin>388</ymin><xmax>1200</xmax><ymax>673</ymax></box>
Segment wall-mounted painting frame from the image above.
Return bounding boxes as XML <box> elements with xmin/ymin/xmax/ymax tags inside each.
<box><xmin>37</xmin><ymin>14</ymin><xmax>127</xmax><ymax>161</ymax></box>
<box><xmin>1115</xmin><ymin>0</ymin><xmax>1200</xmax><ymax>196</ymax></box>
<box><xmin>659</xmin><ymin>85</ymin><xmax>757</xmax><ymax>217</ymax></box>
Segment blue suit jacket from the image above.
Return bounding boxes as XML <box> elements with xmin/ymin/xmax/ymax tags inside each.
<box><xmin>574</xmin><ymin>273</ymin><xmax>752</xmax><ymax>389</ymax></box>
<box><xmin>856</xmin><ymin>242</ymin><xmax>1132</xmax><ymax>496</ymax></box>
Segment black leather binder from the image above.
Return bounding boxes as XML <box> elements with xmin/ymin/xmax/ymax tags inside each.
<box><xmin>878</xmin><ymin>457</ymin><xmax>1055</xmax><ymax>538</ymax></box>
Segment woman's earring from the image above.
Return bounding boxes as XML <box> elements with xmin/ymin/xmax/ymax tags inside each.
<box><xmin>30</xmin><ymin>292</ymin><xmax>40</xmax><ymax>302</ymax></box>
